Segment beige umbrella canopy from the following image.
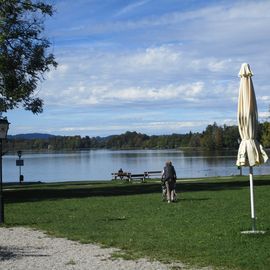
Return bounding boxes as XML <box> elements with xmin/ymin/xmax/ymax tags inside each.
<box><xmin>236</xmin><ymin>63</ymin><xmax>268</xmax><ymax>233</ymax></box>
<box><xmin>236</xmin><ymin>63</ymin><xmax>268</xmax><ymax>167</ymax></box>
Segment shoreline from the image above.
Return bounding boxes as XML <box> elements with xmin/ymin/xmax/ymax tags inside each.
<box><xmin>3</xmin><ymin>173</ymin><xmax>267</xmax><ymax>186</ymax></box>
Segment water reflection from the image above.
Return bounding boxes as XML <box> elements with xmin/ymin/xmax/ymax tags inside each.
<box><xmin>3</xmin><ymin>149</ymin><xmax>270</xmax><ymax>183</ymax></box>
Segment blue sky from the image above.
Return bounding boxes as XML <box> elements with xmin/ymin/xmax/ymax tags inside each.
<box><xmin>7</xmin><ymin>0</ymin><xmax>270</xmax><ymax>136</ymax></box>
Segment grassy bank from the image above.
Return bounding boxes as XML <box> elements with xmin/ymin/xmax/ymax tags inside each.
<box><xmin>3</xmin><ymin>175</ymin><xmax>270</xmax><ymax>270</ymax></box>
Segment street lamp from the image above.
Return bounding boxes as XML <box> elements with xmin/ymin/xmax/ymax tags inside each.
<box><xmin>0</xmin><ymin>118</ymin><xmax>10</xmax><ymax>224</ymax></box>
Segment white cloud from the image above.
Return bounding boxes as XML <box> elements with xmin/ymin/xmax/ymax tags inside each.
<box><xmin>41</xmin><ymin>42</ymin><xmax>239</xmax><ymax>108</ymax></box>
<box><xmin>115</xmin><ymin>0</ymin><xmax>150</xmax><ymax>17</ymax></box>
<box><xmin>144</xmin><ymin>121</ymin><xmax>208</xmax><ymax>130</ymax></box>
<box><xmin>26</xmin><ymin>0</ymin><xmax>270</xmax><ymax>137</ymax></box>
<box><xmin>259</xmin><ymin>111</ymin><xmax>270</xmax><ymax>119</ymax></box>
<box><xmin>59</xmin><ymin>1</ymin><xmax>270</xmax><ymax>47</ymax></box>
<box><xmin>130</xmin><ymin>46</ymin><xmax>181</xmax><ymax>68</ymax></box>
<box><xmin>220</xmin><ymin>118</ymin><xmax>237</xmax><ymax>126</ymax></box>
<box><xmin>41</xmin><ymin>77</ymin><xmax>206</xmax><ymax>106</ymax></box>
<box><xmin>106</xmin><ymin>82</ymin><xmax>204</xmax><ymax>102</ymax></box>
<box><xmin>208</xmin><ymin>59</ymin><xmax>233</xmax><ymax>72</ymax></box>
<box><xmin>55</xmin><ymin>120</ymin><xmax>209</xmax><ymax>135</ymax></box>
<box><xmin>258</xmin><ymin>96</ymin><xmax>270</xmax><ymax>103</ymax></box>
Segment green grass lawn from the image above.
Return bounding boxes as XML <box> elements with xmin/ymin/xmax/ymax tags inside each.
<box><xmin>3</xmin><ymin>175</ymin><xmax>270</xmax><ymax>270</ymax></box>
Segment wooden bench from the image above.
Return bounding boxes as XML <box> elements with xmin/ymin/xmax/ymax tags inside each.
<box><xmin>144</xmin><ymin>170</ymin><xmax>162</xmax><ymax>179</ymax></box>
<box><xmin>111</xmin><ymin>172</ymin><xmax>131</xmax><ymax>181</ymax></box>
<box><xmin>130</xmin><ymin>173</ymin><xmax>147</xmax><ymax>183</ymax></box>
<box><xmin>130</xmin><ymin>171</ymin><xmax>162</xmax><ymax>182</ymax></box>
<box><xmin>111</xmin><ymin>170</ymin><xmax>162</xmax><ymax>183</ymax></box>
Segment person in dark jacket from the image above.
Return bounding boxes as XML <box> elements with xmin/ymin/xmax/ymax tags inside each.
<box><xmin>161</xmin><ymin>160</ymin><xmax>177</xmax><ymax>203</ymax></box>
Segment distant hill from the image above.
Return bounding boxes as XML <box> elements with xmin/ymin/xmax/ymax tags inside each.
<box><xmin>8</xmin><ymin>133</ymin><xmax>56</xmax><ymax>140</ymax></box>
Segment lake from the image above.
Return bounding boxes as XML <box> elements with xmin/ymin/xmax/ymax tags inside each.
<box><xmin>3</xmin><ymin>149</ymin><xmax>270</xmax><ymax>183</ymax></box>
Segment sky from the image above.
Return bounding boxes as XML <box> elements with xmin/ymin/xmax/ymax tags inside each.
<box><xmin>6</xmin><ymin>0</ymin><xmax>270</xmax><ymax>136</ymax></box>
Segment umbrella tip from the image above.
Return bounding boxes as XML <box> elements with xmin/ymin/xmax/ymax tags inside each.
<box><xmin>239</xmin><ymin>63</ymin><xmax>253</xmax><ymax>77</ymax></box>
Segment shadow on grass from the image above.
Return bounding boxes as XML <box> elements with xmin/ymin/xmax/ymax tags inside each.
<box><xmin>4</xmin><ymin>179</ymin><xmax>270</xmax><ymax>204</ymax></box>
<box><xmin>178</xmin><ymin>198</ymin><xmax>210</xmax><ymax>202</ymax></box>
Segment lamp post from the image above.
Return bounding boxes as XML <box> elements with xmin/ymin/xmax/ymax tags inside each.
<box><xmin>0</xmin><ymin>118</ymin><xmax>10</xmax><ymax>224</ymax></box>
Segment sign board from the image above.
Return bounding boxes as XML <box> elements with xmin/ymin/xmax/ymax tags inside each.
<box><xmin>16</xmin><ymin>159</ymin><xmax>24</xmax><ymax>166</ymax></box>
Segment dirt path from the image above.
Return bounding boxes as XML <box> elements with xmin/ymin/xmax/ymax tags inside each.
<box><xmin>0</xmin><ymin>227</ymin><xmax>212</xmax><ymax>270</ymax></box>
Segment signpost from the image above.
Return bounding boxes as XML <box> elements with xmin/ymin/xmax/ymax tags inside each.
<box><xmin>16</xmin><ymin>151</ymin><xmax>24</xmax><ymax>184</ymax></box>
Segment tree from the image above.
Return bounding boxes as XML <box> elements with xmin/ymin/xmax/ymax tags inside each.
<box><xmin>0</xmin><ymin>0</ymin><xmax>57</xmax><ymax>114</ymax></box>
<box><xmin>201</xmin><ymin>123</ymin><xmax>224</xmax><ymax>150</ymax></box>
<box><xmin>189</xmin><ymin>133</ymin><xmax>201</xmax><ymax>147</ymax></box>
<box><xmin>201</xmin><ymin>124</ymin><xmax>216</xmax><ymax>149</ymax></box>
<box><xmin>261</xmin><ymin>122</ymin><xmax>270</xmax><ymax>148</ymax></box>
<box><xmin>223</xmin><ymin>125</ymin><xmax>239</xmax><ymax>149</ymax></box>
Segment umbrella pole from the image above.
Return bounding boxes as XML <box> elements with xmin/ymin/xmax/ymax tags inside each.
<box><xmin>249</xmin><ymin>166</ymin><xmax>256</xmax><ymax>231</ymax></box>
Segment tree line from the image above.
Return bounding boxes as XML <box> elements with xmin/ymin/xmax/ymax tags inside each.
<box><xmin>7</xmin><ymin>122</ymin><xmax>270</xmax><ymax>151</ymax></box>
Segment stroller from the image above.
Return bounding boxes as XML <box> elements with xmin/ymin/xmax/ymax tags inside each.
<box><xmin>161</xmin><ymin>178</ymin><xmax>177</xmax><ymax>202</ymax></box>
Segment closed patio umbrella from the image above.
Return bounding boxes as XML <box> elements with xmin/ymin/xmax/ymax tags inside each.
<box><xmin>236</xmin><ymin>63</ymin><xmax>268</xmax><ymax>233</ymax></box>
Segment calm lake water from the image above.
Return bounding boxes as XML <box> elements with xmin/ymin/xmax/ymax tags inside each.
<box><xmin>3</xmin><ymin>149</ymin><xmax>270</xmax><ymax>183</ymax></box>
